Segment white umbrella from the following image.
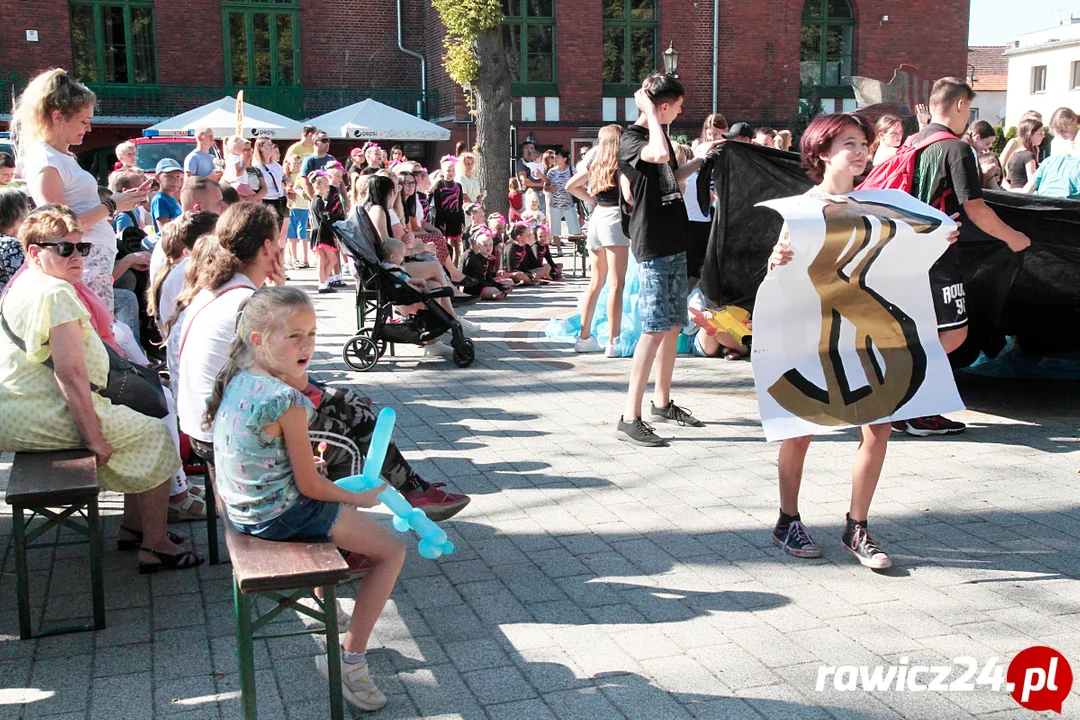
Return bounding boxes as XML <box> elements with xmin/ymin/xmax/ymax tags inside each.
<box><xmin>307</xmin><ymin>99</ymin><xmax>450</xmax><ymax>141</ymax></box>
<box><xmin>145</xmin><ymin>96</ymin><xmax>305</xmax><ymax>140</ymax></box>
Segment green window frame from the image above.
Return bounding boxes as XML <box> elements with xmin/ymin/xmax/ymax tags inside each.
<box><xmin>800</xmin><ymin>0</ymin><xmax>855</xmax><ymax>98</ymax></box>
<box><xmin>222</xmin><ymin>0</ymin><xmax>301</xmax><ymax>88</ymax></box>
<box><xmin>602</xmin><ymin>0</ymin><xmax>658</xmax><ymax>96</ymax></box>
<box><xmin>70</xmin><ymin>0</ymin><xmax>157</xmax><ymax>84</ymax></box>
<box><xmin>501</xmin><ymin>0</ymin><xmax>556</xmax><ymax>96</ymax></box>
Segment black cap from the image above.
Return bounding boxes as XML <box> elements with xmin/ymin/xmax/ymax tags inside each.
<box><xmin>723</xmin><ymin>122</ymin><xmax>754</xmax><ymax>140</ymax></box>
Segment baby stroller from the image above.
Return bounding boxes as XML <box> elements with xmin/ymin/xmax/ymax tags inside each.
<box><xmin>333</xmin><ymin>209</ymin><xmax>476</xmax><ymax>371</ymax></box>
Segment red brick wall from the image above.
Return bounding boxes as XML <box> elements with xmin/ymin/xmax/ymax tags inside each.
<box><xmin>301</xmin><ymin>0</ymin><xmax>423</xmax><ymax>89</ymax></box>
<box><xmin>1</xmin><ymin>3</ymin><xmax>73</xmax><ymax>83</ymax></box>
<box><xmin>3</xmin><ymin>0</ymin><xmax>970</xmax><ymax>140</ymax></box>
<box><xmin>156</xmin><ymin>1</ymin><xmax>223</xmax><ymax>86</ymax></box>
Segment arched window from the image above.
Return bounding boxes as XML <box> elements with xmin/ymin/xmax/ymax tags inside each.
<box><xmin>800</xmin><ymin>0</ymin><xmax>854</xmax><ymax>94</ymax></box>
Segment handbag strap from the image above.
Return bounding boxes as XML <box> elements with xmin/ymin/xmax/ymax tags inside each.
<box><xmin>0</xmin><ymin>282</ymin><xmax>110</xmax><ymax>391</ymax></box>
<box><xmin>177</xmin><ymin>284</ymin><xmax>252</xmax><ymax>361</ymax></box>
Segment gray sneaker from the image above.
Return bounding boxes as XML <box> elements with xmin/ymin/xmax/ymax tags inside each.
<box><xmin>315</xmin><ymin>654</ymin><xmax>387</xmax><ymax>712</ymax></box>
<box><xmin>616</xmin><ymin>416</ymin><xmax>665</xmax><ymax>447</ymax></box>
<box><xmin>842</xmin><ymin>516</ymin><xmax>892</xmax><ymax>570</ymax></box>
<box><xmin>650</xmin><ymin>400</ymin><xmax>704</xmax><ymax>427</ymax></box>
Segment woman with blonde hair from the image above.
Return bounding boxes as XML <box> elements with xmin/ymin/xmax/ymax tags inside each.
<box><xmin>454</xmin><ymin>151</ymin><xmax>480</xmax><ymax>204</ymax></box>
<box><xmin>13</xmin><ymin>68</ymin><xmax>149</xmax><ymax>313</ymax></box>
<box><xmin>869</xmin><ymin>114</ymin><xmax>904</xmax><ymax>166</ymax></box>
<box><xmin>565</xmin><ymin>124</ymin><xmax>631</xmax><ymax>356</ymax></box>
<box><xmin>0</xmin><ymin>205</ymin><xmax>201</xmax><ymax>573</ymax></box>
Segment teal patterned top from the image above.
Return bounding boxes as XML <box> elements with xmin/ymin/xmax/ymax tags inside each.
<box><xmin>213</xmin><ymin>371</ymin><xmax>315</xmax><ymax>525</ymax></box>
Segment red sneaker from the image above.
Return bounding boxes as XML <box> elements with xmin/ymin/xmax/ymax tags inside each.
<box><xmin>402</xmin><ymin>483</ymin><xmax>471</xmax><ymax>522</ymax></box>
<box><xmin>341</xmin><ymin>551</ymin><xmax>373</xmax><ymax>577</ymax></box>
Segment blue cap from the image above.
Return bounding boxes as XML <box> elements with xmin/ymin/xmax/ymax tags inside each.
<box><xmin>155</xmin><ymin>158</ymin><xmax>183</xmax><ymax>175</ymax></box>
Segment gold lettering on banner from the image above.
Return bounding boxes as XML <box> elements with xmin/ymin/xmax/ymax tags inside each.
<box><xmin>768</xmin><ymin>199</ymin><xmax>941</xmax><ymax>426</ymax></box>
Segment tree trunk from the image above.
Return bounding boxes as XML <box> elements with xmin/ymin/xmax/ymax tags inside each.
<box><xmin>472</xmin><ymin>26</ymin><xmax>512</xmax><ymax>216</ymax></box>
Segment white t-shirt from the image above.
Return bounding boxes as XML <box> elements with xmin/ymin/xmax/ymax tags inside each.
<box><xmin>21</xmin><ymin>142</ymin><xmax>115</xmax><ymax>248</ymax></box>
<box><xmin>149</xmin><ymin>241</ymin><xmax>167</xmax><ymax>281</ymax></box>
<box><xmin>1051</xmin><ymin>135</ymin><xmax>1074</xmax><ymax>157</ymax></box>
<box><xmin>388</xmin><ymin>209</ymin><xmax>401</xmax><ymax>227</ymax></box>
<box><xmin>176</xmin><ymin>273</ymin><xmax>257</xmax><ymax>442</ymax></box>
<box><xmin>683</xmin><ymin>171</ymin><xmax>711</xmax><ymax>223</ymax></box>
<box><xmin>158</xmin><ymin>256</ymin><xmax>187</xmax><ymax>331</ymax></box>
<box><xmin>259</xmin><ymin>162</ymin><xmax>286</xmax><ymax>200</ymax></box>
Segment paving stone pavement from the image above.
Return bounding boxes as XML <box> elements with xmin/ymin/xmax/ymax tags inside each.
<box><xmin>1</xmin><ymin>267</ymin><xmax>1078</xmax><ymax>719</ymax></box>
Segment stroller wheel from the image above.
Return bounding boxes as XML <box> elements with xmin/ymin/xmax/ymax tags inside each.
<box><xmin>452</xmin><ymin>338</ymin><xmax>475</xmax><ymax>368</ymax></box>
<box><xmin>342</xmin><ymin>335</ymin><xmax>380</xmax><ymax>372</ymax></box>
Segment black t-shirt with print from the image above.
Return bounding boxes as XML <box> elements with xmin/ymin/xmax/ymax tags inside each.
<box><xmin>618</xmin><ymin>124</ymin><xmax>689</xmax><ymax>261</ymax></box>
<box><xmin>910</xmin><ymin>123</ymin><xmax>983</xmax><ymax>218</ymax></box>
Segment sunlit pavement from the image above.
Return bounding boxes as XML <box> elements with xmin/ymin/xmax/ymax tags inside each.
<box><xmin>2</xmin><ymin>264</ymin><xmax>1078</xmax><ymax>719</ymax></box>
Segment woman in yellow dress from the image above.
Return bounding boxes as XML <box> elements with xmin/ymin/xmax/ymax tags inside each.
<box><xmin>0</xmin><ymin>206</ymin><xmax>202</xmax><ymax>573</ymax></box>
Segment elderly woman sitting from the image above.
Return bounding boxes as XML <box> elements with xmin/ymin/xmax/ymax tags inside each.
<box><xmin>0</xmin><ymin>206</ymin><xmax>202</xmax><ymax>573</ymax></box>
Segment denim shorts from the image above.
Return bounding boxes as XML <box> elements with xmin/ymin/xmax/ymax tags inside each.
<box><xmin>287</xmin><ymin>209</ymin><xmax>310</xmax><ymax>240</ymax></box>
<box><xmin>233</xmin><ymin>494</ymin><xmax>341</xmax><ymax>541</ymax></box>
<box><xmin>638</xmin><ymin>251</ymin><xmax>689</xmax><ymax>333</ymax></box>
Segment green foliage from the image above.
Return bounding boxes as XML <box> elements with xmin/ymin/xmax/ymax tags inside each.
<box><xmin>432</xmin><ymin>0</ymin><xmax>504</xmax><ymax>86</ymax></box>
<box><xmin>789</xmin><ymin>91</ymin><xmax>824</xmax><ymax>149</ymax></box>
<box><xmin>990</xmin><ymin>125</ymin><xmax>1007</xmax><ymax>155</ymax></box>
<box><xmin>670</xmin><ymin>134</ymin><xmax>689</xmax><ymax>146</ymax></box>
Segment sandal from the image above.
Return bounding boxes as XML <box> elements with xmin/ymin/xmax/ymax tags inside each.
<box><xmin>168</xmin><ymin>491</ymin><xmax>207</xmax><ymax>522</ymax></box>
<box><xmin>138</xmin><ymin>547</ymin><xmax>204</xmax><ymax>575</ymax></box>
<box><xmin>118</xmin><ymin>525</ymin><xmax>186</xmax><ymax>551</ymax></box>
<box><xmin>723</xmin><ymin>348</ymin><xmax>749</xmax><ymax>361</ymax></box>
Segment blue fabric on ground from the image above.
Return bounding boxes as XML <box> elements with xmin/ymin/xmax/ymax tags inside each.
<box><xmin>962</xmin><ymin>336</ymin><xmax>1080</xmax><ymax>379</ymax></box>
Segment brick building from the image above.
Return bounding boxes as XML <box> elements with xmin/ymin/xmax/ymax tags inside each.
<box><xmin>0</xmin><ymin>0</ymin><xmax>970</xmax><ymax>163</ymax></box>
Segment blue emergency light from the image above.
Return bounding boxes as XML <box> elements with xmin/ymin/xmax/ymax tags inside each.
<box><xmin>141</xmin><ymin>129</ymin><xmax>196</xmax><ymax>138</ymax></box>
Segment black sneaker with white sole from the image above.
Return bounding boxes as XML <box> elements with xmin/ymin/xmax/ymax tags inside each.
<box><xmin>842</xmin><ymin>515</ymin><xmax>892</xmax><ymax>570</ymax></box>
<box><xmin>616</xmin><ymin>416</ymin><xmax>665</xmax><ymax>447</ymax></box>
<box><xmin>650</xmin><ymin>400</ymin><xmax>704</xmax><ymax>427</ymax></box>
<box><xmin>772</xmin><ymin>513</ymin><xmax>823</xmax><ymax>558</ymax></box>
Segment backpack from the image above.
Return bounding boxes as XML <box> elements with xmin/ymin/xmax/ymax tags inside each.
<box><xmin>857</xmin><ymin>130</ymin><xmax>955</xmax><ymax>199</ymax></box>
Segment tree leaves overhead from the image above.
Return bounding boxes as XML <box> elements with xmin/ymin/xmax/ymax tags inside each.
<box><xmin>432</xmin><ymin>0</ymin><xmax>505</xmax><ymax>86</ymax></box>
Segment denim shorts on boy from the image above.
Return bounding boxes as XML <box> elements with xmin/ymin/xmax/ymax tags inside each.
<box><xmin>233</xmin><ymin>493</ymin><xmax>341</xmax><ymax>541</ymax></box>
<box><xmin>288</xmin><ymin>208</ymin><xmax>310</xmax><ymax>239</ymax></box>
<box><xmin>638</xmin><ymin>251</ymin><xmax>689</xmax><ymax>333</ymax></box>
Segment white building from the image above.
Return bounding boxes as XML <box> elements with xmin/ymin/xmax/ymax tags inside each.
<box><xmin>1004</xmin><ymin>18</ymin><xmax>1080</xmax><ymax>129</ymax></box>
<box><xmin>968</xmin><ymin>46</ymin><xmax>1008</xmax><ymax>126</ymax></box>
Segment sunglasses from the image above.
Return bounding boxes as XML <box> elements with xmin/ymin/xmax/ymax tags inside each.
<box><xmin>315</xmin><ymin>138</ymin><xmax>330</xmax><ymax>144</ymax></box>
<box><xmin>34</xmin><ymin>241</ymin><xmax>92</xmax><ymax>258</ymax></box>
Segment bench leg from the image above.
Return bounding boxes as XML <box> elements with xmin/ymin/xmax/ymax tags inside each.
<box><xmin>322</xmin><ymin>584</ymin><xmax>344</xmax><ymax>720</ymax></box>
<box><xmin>205</xmin><ymin>465</ymin><xmax>221</xmax><ymax>566</ymax></box>
<box><xmin>87</xmin><ymin>497</ymin><xmax>106</xmax><ymax>632</ymax></box>
<box><xmin>11</xmin><ymin>505</ymin><xmax>31</xmax><ymax>640</ymax></box>
<box><xmin>234</xmin><ymin>580</ymin><xmax>258</xmax><ymax>719</ymax></box>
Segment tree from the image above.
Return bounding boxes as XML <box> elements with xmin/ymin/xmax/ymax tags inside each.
<box><xmin>432</xmin><ymin>0</ymin><xmax>511</xmax><ymax>215</ymax></box>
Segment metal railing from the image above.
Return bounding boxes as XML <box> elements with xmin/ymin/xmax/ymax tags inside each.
<box><xmin>0</xmin><ymin>80</ymin><xmax>436</xmax><ymax>121</ymax></box>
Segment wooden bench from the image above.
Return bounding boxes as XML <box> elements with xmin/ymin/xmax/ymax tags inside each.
<box><xmin>219</xmin><ymin>494</ymin><xmax>351</xmax><ymax>719</ymax></box>
<box><xmin>5</xmin><ymin>449</ymin><xmax>104</xmax><ymax>640</ymax></box>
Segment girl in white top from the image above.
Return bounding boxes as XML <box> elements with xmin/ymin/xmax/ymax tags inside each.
<box><xmin>13</xmin><ymin>69</ymin><xmax>148</xmax><ymax>313</ymax></box>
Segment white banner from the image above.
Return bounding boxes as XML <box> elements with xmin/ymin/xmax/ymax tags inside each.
<box><xmin>751</xmin><ymin>189</ymin><xmax>965</xmax><ymax>442</ymax></box>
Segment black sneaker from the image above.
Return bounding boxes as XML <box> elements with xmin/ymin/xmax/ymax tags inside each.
<box><xmin>650</xmin><ymin>400</ymin><xmax>704</xmax><ymax>427</ymax></box>
<box><xmin>773</xmin><ymin>515</ymin><xmax>823</xmax><ymax>558</ymax></box>
<box><xmin>317</xmin><ymin>286</ymin><xmax>337</xmax><ymax>294</ymax></box>
<box><xmin>329</xmin><ymin>279</ymin><xmax>348</xmax><ymax>288</ymax></box>
<box><xmin>842</xmin><ymin>515</ymin><xmax>892</xmax><ymax>570</ymax></box>
<box><xmin>616</xmin><ymin>416</ymin><xmax>665</xmax><ymax>447</ymax></box>
<box><xmin>901</xmin><ymin>415</ymin><xmax>966</xmax><ymax>436</ymax></box>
